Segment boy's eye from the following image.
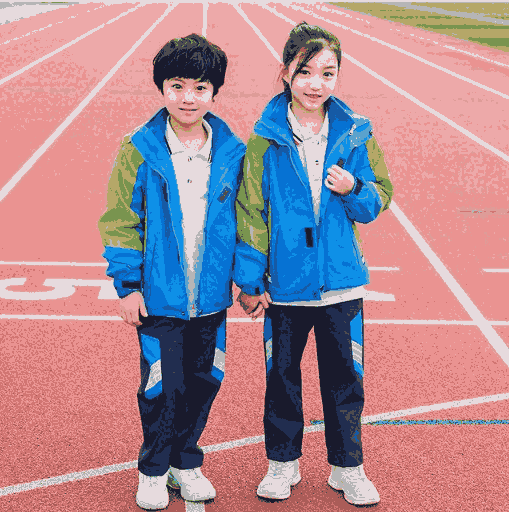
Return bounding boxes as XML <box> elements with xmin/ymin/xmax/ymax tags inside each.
<box><xmin>171</xmin><ymin>83</ymin><xmax>182</xmax><ymax>89</ymax></box>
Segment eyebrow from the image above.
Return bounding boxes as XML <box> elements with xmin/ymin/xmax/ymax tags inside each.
<box><xmin>168</xmin><ymin>78</ymin><xmax>211</xmax><ymax>85</ymax></box>
<box><xmin>301</xmin><ymin>64</ymin><xmax>337</xmax><ymax>69</ymax></box>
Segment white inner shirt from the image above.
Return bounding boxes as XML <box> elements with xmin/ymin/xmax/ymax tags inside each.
<box><xmin>166</xmin><ymin>117</ymin><xmax>212</xmax><ymax>317</ymax></box>
<box><xmin>273</xmin><ymin>104</ymin><xmax>365</xmax><ymax>307</ymax></box>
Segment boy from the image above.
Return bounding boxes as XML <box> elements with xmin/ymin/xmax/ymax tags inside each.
<box><xmin>98</xmin><ymin>34</ymin><xmax>245</xmax><ymax>509</ymax></box>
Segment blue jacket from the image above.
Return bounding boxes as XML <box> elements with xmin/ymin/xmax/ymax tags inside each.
<box><xmin>98</xmin><ymin>108</ymin><xmax>246</xmax><ymax>319</ymax></box>
<box><xmin>234</xmin><ymin>93</ymin><xmax>393</xmax><ymax>302</ymax></box>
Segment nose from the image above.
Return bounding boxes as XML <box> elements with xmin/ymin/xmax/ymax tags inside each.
<box><xmin>309</xmin><ymin>74</ymin><xmax>322</xmax><ymax>89</ymax></box>
<box><xmin>183</xmin><ymin>89</ymin><xmax>195</xmax><ymax>102</ymax></box>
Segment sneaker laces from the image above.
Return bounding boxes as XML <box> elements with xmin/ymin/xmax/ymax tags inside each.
<box><xmin>341</xmin><ymin>467</ymin><xmax>368</xmax><ymax>484</ymax></box>
<box><xmin>268</xmin><ymin>461</ymin><xmax>291</xmax><ymax>479</ymax></box>
<box><xmin>181</xmin><ymin>468</ymin><xmax>202</xmax><ymax>482</ymax></box>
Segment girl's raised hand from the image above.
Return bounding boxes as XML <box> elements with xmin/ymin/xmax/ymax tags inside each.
<box><xmin>325</xmin><ymin>165</ymin><xmax>355</xmax><ymax>195</ymax></box>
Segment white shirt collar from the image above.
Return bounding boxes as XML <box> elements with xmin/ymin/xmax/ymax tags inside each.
<box><xmin>287</xmin><ymin>102</ymin><xmax>329</xmax><ymax>143</ymax></box>
<box><xmin>166</xmin><ymin>116</ymin><xmax>212</xmax><ymax>162</ymax></box>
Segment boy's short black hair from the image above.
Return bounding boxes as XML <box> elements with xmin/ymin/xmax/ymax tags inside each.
<box><xmin>153</xmin><ymin>34</ymin><xmax>227</xmax><ymax>97</ymax></box>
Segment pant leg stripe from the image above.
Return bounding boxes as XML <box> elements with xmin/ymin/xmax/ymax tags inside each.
<box><xmin>211</xmin><ymin>315</ymin><xmax>227</xmax><ymax>382</ymax></box>
<box><xmin>264</xmin><ymin>315</ymin><xmax>273</xmax><ymax>374</ymax></box>
<box><xmin>350</xmin><ymin>311</ymin><xmax>364</xmax><ymax>377</ymax></box>
<box><xmin>140</xmin><ymin>333</ymin><xmax>163</xmax><ymax>398</ymax></box>
<box><xmin>145</xmin><ymin>359</ymin><xmax>162</xmax><ymax>398</ymax></box>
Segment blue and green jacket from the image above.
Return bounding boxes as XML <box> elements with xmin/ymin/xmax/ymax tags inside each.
<box><xmin>234</xmin><ymin>93</ymin><xmax>393</xmax><ymax>302</ymax></box>
<box><xmin>98</xmin><ymin>108</ymin><xmax>246</xmax><ymax>319</ymax></box>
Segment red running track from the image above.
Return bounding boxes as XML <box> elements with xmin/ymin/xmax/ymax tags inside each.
<box><xmin>1</xmin><ymin>3</ymin><xmax>508</xmax><ymax>511</ymax></box>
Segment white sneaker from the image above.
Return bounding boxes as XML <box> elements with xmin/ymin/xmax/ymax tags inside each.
<box><xmin>136</xmin><ymin>471</ymin><xmax>169</xmax><ymax>510</ymax></box>
<box><xmin>257</xmin><ymin>459</ymin><xmax>301</xmax><ymax>500</ymax></box>
<box><xmin>328</xmin><ymin>464</ymin><xmax>380</xmax><ymax>505</ymax></box>
<box><xmin>167</xmin><ymin>467</ymin><xmax>216</xmax><ymax>502</ymax></box>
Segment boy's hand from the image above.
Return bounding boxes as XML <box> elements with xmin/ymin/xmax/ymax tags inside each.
<box><xmin>120</xmin><ymin>291</ymin><xmax>148</xmax><ymax>326</ymax></box>
<box><xmin>238</xmin><ymin>291</ymin><xmax>272</xmax><ymax>320</ymax></box>
<box><xmin>325</xmin><ymin>165</ymin><xmax>355</xmax><ymax>195</ymax></box>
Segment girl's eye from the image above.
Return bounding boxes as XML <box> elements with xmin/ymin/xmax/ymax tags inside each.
<box><xmin>324</xmin><ymin>72</ymin><xmax>335</xmax><ymax>78</ymax></box>
<box><xmin>299</xmin><ymin>69</ymin><xmax>310</xmax><ymax>75</ymax></box>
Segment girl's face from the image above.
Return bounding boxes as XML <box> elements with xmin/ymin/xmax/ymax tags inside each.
<box><xmin>284</xmin><ymin>47</ymin><xmax>339</xmax><ymax>114</ymax></box>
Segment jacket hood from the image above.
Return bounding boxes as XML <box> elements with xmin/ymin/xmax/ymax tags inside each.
<box><xmin>254</xmin><ymin>92</ymin><xmax>372</xmax><ymax>148</ymax></box>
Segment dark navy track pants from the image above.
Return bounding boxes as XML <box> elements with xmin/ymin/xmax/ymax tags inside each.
<box><xmin>263</xmin><ymin>299</ymin><xmax>364</xmax><ymax>467</ymax></box>
<box><xmin>136</xmin><ymin>311</ymin><xmax>226</xmax><ymax>476</ymax></box>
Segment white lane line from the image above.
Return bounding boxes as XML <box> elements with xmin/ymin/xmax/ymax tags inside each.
<box><xmin>0</xmin><ymin>262</ymin><xmax>396</xmax><ymax>270</ymax></box>
<box><xmin>202</xmin><ymin>1</ymin><xmax>207</xmax><ymax>38</ymax></box>
<box><xmin>363</xmin><ymin>392</ymin><xmax>509</xmax><ymax>423</ymax></box>
<box><xmin>0</xmin><ymin>4</ymin><xmax>175</xmax><ymax>204</ymax></box>
<box><xmin>0</xmin><ymin>460</ymin><xmax>137</xmax><ymax>496</ymax></box>
<box><xmin>3</xmin><ymin>391</ymin><xmax>508</xmax><ymax>497</ymax></box>
<box><xmin>0</xmin><ymin>261</ymin><xmax>107</xmax><ymax>266</ymax></box>
<box><xmin>0</xmin><ymin>315</ymin><xmax>124</xmax><ymax>321</ymax></box>
<box><xmin>0</xmin><ymin>5</ymin><xmax>140</xmax><ymax>86</ymax></box>
<box><xmin>343</xmin><ymin>53</ymin><xmax>509</xmax><ymax>164</ymax></box>
<box><xmin>265</xmin><ymin>4</ymin><xmax>509</xmax><ymax>101</ymax></box>
<box><xmin>2</xmin><ymin>315</ymin><xmax>509</xmax><ymax>326</ymax></box>
<box><xmin>390</xmin><ymin>202</ymin><xmax>509</xmax><ymax>367</ymax></box>
<box><xmin>186</xmin><ymin>502</ymin><xmax>205</xmax><ymax>512</ymax></box>
<box><xmin>484</xmin><ymin>269</ymin><xmax>509</xmax><ymax>273</ymax></box>
<box><xmin>0</xmin><ymin>6</ymin><xmax>106</xmax><ymax>47</ymax></box>
<box><xmin>443</xmin><ymin>45</ymin><xmax>509</xmax><ymax>69</ymax></box>
<box><xmin>259</xmin><ymin>5</ymin><xmax>509</xmax><ymax>166</ymax></box>
<box><xmin>365</xmin><ymin>319</ymin><xmax>475</xmax><ymax>325</ymax></box>
<box><xmin>233</xmin><ymin>5</ymin><xmax>281</xmax><ymax>62</ymax></box>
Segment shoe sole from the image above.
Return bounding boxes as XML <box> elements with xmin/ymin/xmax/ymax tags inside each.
<box><xmin>136</xmin><ymin>496</ymin><xmax>169</xmax><ymax>510</ymax></box>
<box><xmin>257</xmin><ymin>474</ymin><xmax>302</xmax><ymax>500</ymax></box>
<box><xmin>167</xmin><ymin>478</ymin><xmax>216</xmax><ymax>501</ymax></box>
<box><xmin>328</xmin><ymin>479</ymin><xmax>380</xmax><ymax>506</ymax></box>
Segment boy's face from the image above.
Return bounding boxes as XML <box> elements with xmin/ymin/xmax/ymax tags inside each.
<box><xmin>163</xmin><ymin>78</ymin><xmax>214</xmax><ymax>128</ymax></box>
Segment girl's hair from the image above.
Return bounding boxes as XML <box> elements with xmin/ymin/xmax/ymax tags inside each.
<box><xmin>153</xmin><ymin>34</ymin><xmax>227</xmax><ymax>97</ymax></box>
<box><xmin>281</xmin><ymin>22</ymin><xmax>341</xmax><ymax>95</ymax></box>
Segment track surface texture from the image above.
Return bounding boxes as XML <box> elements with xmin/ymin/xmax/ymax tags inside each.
<box><xmin>1</xmin><ymin>3</ymin><xmax>508</xmax><ymax>512</ymax></box>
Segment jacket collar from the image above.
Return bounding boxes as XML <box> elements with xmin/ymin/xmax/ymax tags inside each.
<box><xmin>254</xmin><ymin>92</ymin><xmax>371</xmax><ymax>150</ymax></box>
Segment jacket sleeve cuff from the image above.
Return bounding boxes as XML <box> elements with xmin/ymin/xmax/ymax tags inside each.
<box><xmin>234</xmin><ymin>241</ymin><xmax>267</xmax><ymax>295</ymax></box>
<box><xmin>102</xmin><ymin>246</ymin><xmax>143</xmax><ymax>298</ymax></box>
<box><xmin>115</xmin><ymin>281</ymin><xmax>142</xmax><ymax>298</ymax></box>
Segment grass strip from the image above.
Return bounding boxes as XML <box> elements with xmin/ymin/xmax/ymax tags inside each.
<box><xmin>330</xmin><ymin>3</ymin><xmax>509</xmax><ymax>52</ymax></box>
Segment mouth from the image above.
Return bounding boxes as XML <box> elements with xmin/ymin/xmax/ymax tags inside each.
<box><xmin>179</xmin><ymin>108</ymin><xmax>198</xmax><ymax>112</ymax></box>
<box><xmin>305</xmin><ymin>93</ymin><xmax>322</xmax><ymax>100</ymax></box>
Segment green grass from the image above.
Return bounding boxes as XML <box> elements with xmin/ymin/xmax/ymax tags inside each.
<box><xmin>329</xmin><ymin>3</ymin><xmax>509</xmax><ymax>52</ymax></box>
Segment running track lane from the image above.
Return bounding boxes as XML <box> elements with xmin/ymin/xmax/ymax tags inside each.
<box><xmin>0</xmin><ymin>3</ymin><xmax>133</xmax><ymax>76</ymax></box>
<box><xmin>0</xmin><ymin>2</ymin><xmax>508</xmax><ymax>510</ymax></box>
<box><xmin>0</xmin><ymin>3</ymin><xmax>163</xmax><ymax>190</ymax></box>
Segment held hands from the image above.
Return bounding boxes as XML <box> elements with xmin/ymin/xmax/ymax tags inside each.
<box><xmin>325</xmin><ymin>165</ymin><xmax>355</xmax><ymax>195</ymax></box>
<box><xmin>238</xmin><ymin>291</ymin><xmax>272</xmax><ymax>320</ymax></box>
<box><xmin>120</xmin><ymin>291</ymin><xmax>148</xmax><ymax>326</ymax></box>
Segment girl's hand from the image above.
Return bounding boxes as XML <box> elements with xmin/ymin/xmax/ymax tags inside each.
<box><xmin>325</xmin><ymin>165</ymin><xmax>355</xmax><ymax>195</ymax></box>
<box><xmin>120</xmin><ymin>291</ymin><xmax>148</xmax><ymax>326</ymax></box>
<box><xmin>238</xmin><ymin>291</ymin><xmax>272</xmax><ymax>320</ymax></box>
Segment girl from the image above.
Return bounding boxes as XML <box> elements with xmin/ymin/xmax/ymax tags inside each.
<box><xmin>234</xmin><ymin>22</ymin><xmax>393</xmax><ymax>506</ymax></box>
